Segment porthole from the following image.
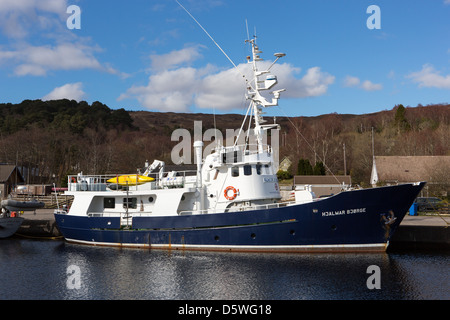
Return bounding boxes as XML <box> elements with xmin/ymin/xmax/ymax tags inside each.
<box><xmin>214</xmin><ymin>235</ymin><xmax>220</xmax><ymax>241</ymax></box>
<box><xmin>331</xmin><ymin>225</ymin><xmax>337</xmax><ymax>231</ymax></box>
<box><xmin>251</xmin><ymin>233</ymin><xmax>256</xmax><ymax>239</ymax></box>
<box><xmin>149</xmin><ymin>197</ymin><xmax>154</xmax><ymax>203</ymax></box>
<box><xmin>289</xmin><ymin>229</ymin><xmax>295</xmax><ymax>235</ymax></box>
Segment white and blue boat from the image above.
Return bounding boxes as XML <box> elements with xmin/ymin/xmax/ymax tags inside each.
<box><xmin>54</xmin><ymin>38</ymin><xmax>425</xmax><ymax>252</ymax></box>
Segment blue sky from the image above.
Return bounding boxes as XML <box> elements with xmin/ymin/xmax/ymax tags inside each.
<box><xmin>0</xmin><ymin>0</ymin><xmax>449</xmax><ymax>117</ymax></box>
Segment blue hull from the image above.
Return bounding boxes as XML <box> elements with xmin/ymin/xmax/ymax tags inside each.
<box><xmin>54</xmin><ymin>182</ymin><xmax>425</xmax><ymax>252</ymax></box>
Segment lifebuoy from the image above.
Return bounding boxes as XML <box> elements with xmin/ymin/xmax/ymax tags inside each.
<box><xmin>224</xmin><ymin>186</ymin><xmax>238</xmax><ymax>200</ymax></box>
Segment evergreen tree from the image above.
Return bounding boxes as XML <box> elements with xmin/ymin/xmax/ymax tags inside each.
<box><xmin>297</xmin><ymin>158</ymin><xmax>313</xmax><ymax>175</ymax></box>
<box><xmin>394</xmin><ymin>104</ymin><xmax>411</xmax><ymax>132</ymax></box>
<box><xmin>313</xmin><ymin>161</ymin><xmax>326</xmax><ymax>175</ymax></box>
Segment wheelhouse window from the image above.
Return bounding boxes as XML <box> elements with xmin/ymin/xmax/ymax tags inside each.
<box><xmin>104</xmin><ymin>198</ymin><xmax>115</xmax><ymax>209</ymax></box>
<box><xmin>231</xmin><ymin>166</ymin><xmax>239</xmax><ymax>177</ymax></box>
<box><xmin>244</xmin><ymin>165</ymin><xmax>252</xmax><ymax>176</ymax></box>
<box><xmin>123</xmin><ymin>198</ymin><xmax>137</xmax><ymax>209</ymax></box>
<box><xmin>255</xmin><ymin>164</ymin><xmax>262</xmax><ymax>175</ymax></box>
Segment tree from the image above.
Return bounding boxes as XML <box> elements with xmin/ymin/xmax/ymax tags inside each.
<box><xmin>394</xmin><ymin>104</ymin><xmax>411</xmax><ymax>133</ymax></box>
<box><xmin>313</xmin><ymin>161</ymin><xmax>326</xmax><ymax>175</ymax></box>
<box><xmin>297</xmin><ymin>158</ymin><xmax>313</xmax><ymax>175</ymax></box>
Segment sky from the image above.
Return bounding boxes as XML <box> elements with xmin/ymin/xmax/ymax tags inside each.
<box><xmin>0</xmin><ymin>0</ymin><xmax>449</xmax><ymax>117</ymax></box>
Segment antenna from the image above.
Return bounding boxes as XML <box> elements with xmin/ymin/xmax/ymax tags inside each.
<box><xmin>175</xmin><ymin>0</ymin><xmax>251</xmax><ymax>87</ymax></box>
<box><xmin>245</xmin><ymin>19</ymin><xmax>250</xmax><ymax>41</ymax></box>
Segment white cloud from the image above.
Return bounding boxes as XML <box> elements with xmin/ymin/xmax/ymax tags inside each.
<box><xmin>0</xmin><ymin>43</ymin><xmax>121</xmax><ymax>76</ymax></box>
<box><xmin>119</xmin><ymin>67</ymin><xmax>203</xmax><ymax>112</ymax></box>
<box><xmin>150</xmin><ymin>46</ymin><xmax>204</xmax><ymax>72</ymax></box>
<box><xmin>361</xmin><ymin>80</ymin><xmax>383</xmax><ymax>91</ymax></box>
<box><xmin>42</xmin><ymin>82</ymin><xmax>86</xmax><ymax>101</ymax></box>
<box><xmin>407</xmin><ymin>64</ymin><xmax>450</xmax><ymax>89</ymax></box>
<box><xmin>279</xmin><ymin>64</ymin><xmax>335</xmax><ymax>98</ymax></box>
<box><xmin>0</xmin><ymin>0</ymin><xmax>127</xmax><ymax>78</ymax></box>
<box><xmin>119</xmin><ymin>47</ymin><xmax>335</xmax><ymax>112</ymax></box>
<box><xmin>343</xmin><ymin>75</ymin><xmax>360</xmax><ymax>87</ymax></box>
<box><xmin>0</xmin><ymin>0</ymin><xmax>68</xmax><ymax>38</ymax></box>
<box><xmin>343</xmin><ymin>75</ymin><xmax>382</xmax><ymax>91</ymax></box>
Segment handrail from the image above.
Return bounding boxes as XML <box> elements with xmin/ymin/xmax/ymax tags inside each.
<box><xmin>179</xmin><ymin>200</ymin><xmax>309</xmax><ymax>216</ymax></box>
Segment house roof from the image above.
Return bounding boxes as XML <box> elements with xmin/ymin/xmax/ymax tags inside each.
<box><xmin>374</xmin><ymin>156</ymin><xmax>450</xmax><ymax>183</ymax></box>
<box><xmin>0</xmin><ymin>165</ymin><xmax>24</xmax><ymax>183</ymax></box>
<box><xmin>293</xmin><ymin>175</ymin><xmax>351</xmax><ymax>185</ymax></box>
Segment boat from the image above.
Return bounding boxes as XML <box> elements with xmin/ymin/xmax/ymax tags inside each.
<box><xmin>54</xmin><ymin>37</ymin><xmax>425</xmax><ymax>252</ymax></box>
<box><xmin>1</xmin><ymin>199</ymin><xmax>45</xmax><ymax>212</ymax></box>
<box><xmin>0</xmin><ymin>199</ymin><xmax>44</xmax><ymax>238</ymax></box>
<box><xmin>107</xmin><ymin>175</ymin><xmax>154</xmax><ymax>186</ymax></box>
<box><xmin>0</xmin><ymin>215</ymin><xmax>24</xmax><ymax>238</ymax></box>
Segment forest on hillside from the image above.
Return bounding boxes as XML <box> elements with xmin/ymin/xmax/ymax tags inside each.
<box><xmin>0</xmin><ymin>99</ymin><xmax>448</xmax><ymax>187</ymax></box>
<box><xmin>280</xmin><ymin>103</ymin><xmax>449</xmax><ymax>185</ymax></box>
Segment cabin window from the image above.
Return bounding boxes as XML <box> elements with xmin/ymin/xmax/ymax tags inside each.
<box><xmin>231</xmin><ymin>166</ymin><xmax>239</xmax><ymax>177</ymax></box>
<box><xmin>104</xmin><ymin>198</ymin><xmax>115</xmax><ymax>209</ymax></box>
<box><xmin>123</xmin><ymin>197</ymin><xmax>137</xmax><ymax>209</ymax></box>
<box><xmin>255</xmin><ymin>164</ymin><xmax>262</xmax><ymax>175</ymax></box>
<box><xmin>244</xmin><ymin>165</ymin><xmax>252</xmax><ymax>176</ymax></box>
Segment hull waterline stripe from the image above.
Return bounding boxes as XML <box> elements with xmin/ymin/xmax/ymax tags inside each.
<box><xmin>65</xmin><ymin>238</ymin><xmax>388</xmax><ymax>252</ymax></box>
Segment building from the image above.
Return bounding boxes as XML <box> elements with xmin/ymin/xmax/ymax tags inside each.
<box><xmin>0</xmin><ymin>165</ymin><xmax>25</xmax><ymax>199</ymax></box>
<box><xmin>293</xmin><ymin>175</ymin><xmax>352</xmax><ymax>198</ymax></box>
<box><xmin>279</xmin><ymin>157</ymin><xmax>292</xmax><ymax>172</ymax></box>
<box><xmin>370</xmin><ymin>156</ymin><xmax>450</xmax><ymax>197</ymax></box>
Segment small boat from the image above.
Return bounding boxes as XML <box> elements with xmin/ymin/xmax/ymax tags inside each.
<box><xmin>107</xmin><ymin>175</ymin><xmax>155</xmax><ymax>186</ymax></box>
<box><xmin>0</xmin><ymin>215</ymin><xmax>24</xmax><ymax>238</ymax></box>
<box><xmin>0</xmin><ymin>199</ymin><xmax>45</xmax><ymax>238</ymax></box>
<box><xmin>1</xmin><ymin>199</ymin><xmax>45</xmax><ymax>212</ymax></box>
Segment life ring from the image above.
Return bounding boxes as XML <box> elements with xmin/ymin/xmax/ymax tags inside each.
<box><xmin>224</xmin><ymin>186</ymin><xmax>238</xmax><ymax>200</ymax></box>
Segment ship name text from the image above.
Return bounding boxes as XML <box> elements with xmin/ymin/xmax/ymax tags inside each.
<box><xmin>321</xmin><ymin>207</ymin><xmax>366</xmax><ymax>217</ymax></box>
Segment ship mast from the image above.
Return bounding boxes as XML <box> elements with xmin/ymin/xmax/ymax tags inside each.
<box><xmin>245</xmin><ymin>38</ymin><xmax>286</xmax><ymax>153</ymax></box>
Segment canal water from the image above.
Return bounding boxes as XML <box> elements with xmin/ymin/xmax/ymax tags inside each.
<box><xmin>0</xmin><ymin>238</ymin><xmax>448</xmax><ymax>300</ymax></box>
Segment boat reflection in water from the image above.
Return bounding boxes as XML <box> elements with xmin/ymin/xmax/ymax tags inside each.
<box><xmin>1</xmin><ymin>240</ymin><xmax>445</xmax><ymax>300</ymax></box>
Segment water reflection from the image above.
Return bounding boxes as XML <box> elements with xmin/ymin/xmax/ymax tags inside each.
<box><xmin>0</xmin><ymin>239</ymin><xmax>448</xmax><ymax>300</ymax></box>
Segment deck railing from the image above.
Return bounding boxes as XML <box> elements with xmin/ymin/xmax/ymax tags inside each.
<box><xmin>67</xmin><ymin>170</ymin><xmax>197</xmax><ymax>192</ymax></box>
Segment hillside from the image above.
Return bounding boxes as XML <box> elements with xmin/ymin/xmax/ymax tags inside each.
<box><xmin>0</xmin><ymin>100</ymin><xmax>448</xmax><ymax>186</ymax></box>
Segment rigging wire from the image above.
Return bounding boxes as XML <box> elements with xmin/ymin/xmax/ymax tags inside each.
<box><xmin>176</xmin><ymin>1</ymin><xmax>342</xmax><ymax>186</ymax></box>
<box><xmin>276</xmin><ymin>105</ymin><xmax>343</xmax><ymax>185</ymax></box>
<box><xmin>175</xmin><ymin>0</ymin><xmax>252</xmax><ymax>90</ymax></box>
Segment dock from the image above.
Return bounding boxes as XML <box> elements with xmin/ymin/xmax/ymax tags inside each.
<box><xmin>389</xmin><ymin>215</ymin><xmax>450</xmax><ymax>250</ymax></box>
<box><xmin>13</xmin><ymin>210</ymin><xmax>450</xmax><ymax>250</ymax></box>
<box><xmin>16</xmin><ymin>209</ymin><xmax>61</xmax><ymax>239</ymax></box>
